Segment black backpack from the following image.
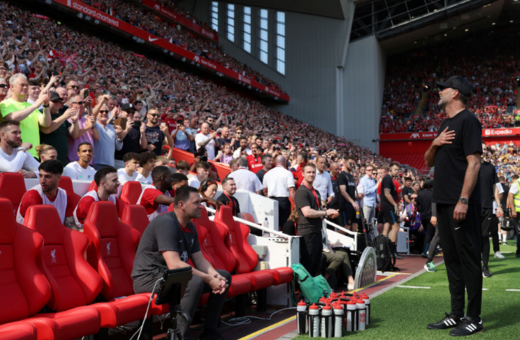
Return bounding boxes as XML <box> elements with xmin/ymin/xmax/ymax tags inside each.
<box><xmin>374</xmin><ymin>235</ymin><xmax>399</xmax><ymax>272</ymax></box>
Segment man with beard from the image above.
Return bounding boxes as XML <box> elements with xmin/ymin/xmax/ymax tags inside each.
<box><xmin>425</xmin><ymin>76</ymin><xmax>483</xmax><ymax>336</ymax></box>
<box><xmin>145</xmin><ymin>108</ymin><xmax>174</xmax><ymax>156</ymax></box>
<box><xmin>114</xmin><ymin>106</ymin><xmax>147</xmax><ymax>169</ymax></box>
<box><xmin>338</xmin><ymin>157</ymin><xmax>360</xmax><ymax>231</ymax></box>
<box><xmin>256</xmin><ymin>154</ymin><xmax>273</xmax><ymax>185</ymax></box>
<box><xmin>73</xmin><ymin>166</ymin><xmax>124</xmax><ymax>230</ymax></box>
<box><xmin>137</xmin><ymin>166</ymin><xmax>177</xmax><ymax>221</ymax></box>
<box><xmin>232</xmin><ymin>136</ymin><xmax>251</xmax><ymax>159</ymax></box>
<box><xmin>132</xmin><ymin>186</ymin><xmax>231</xmax><ymax>340</ymax></box>
<box><xmin>62</xmin><ymin>142</ymin><xmax>96</xmax><ymax>181</ymax></box>
<box><xmin>16</xmin><ymin>160</ymin><xmax>77</xmax><ymax>230</ymax></box>
<box><xmin>0</xmin><ymin>120</ymin><xmax>40</xmax><ymax>173</ymax></box>
<box><xmin>247</xmin><ymin>144</ymin><xmax>263</xmax><ymax>173</ymax></box>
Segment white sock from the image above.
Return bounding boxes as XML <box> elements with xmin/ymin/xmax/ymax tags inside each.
<box><xmin>502</xmin><ymin>233</ymin><xmax>508</xmax><ymax>243</ymax></box>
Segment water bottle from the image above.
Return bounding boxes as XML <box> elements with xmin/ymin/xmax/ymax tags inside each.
<box><xmin>296</xmin><ymin>300</ymin><xmax>307</xmax><ymax>335</ymax></box>
<box><xmin>356</xmin><ymin>299</ymin><xmax>366</xmax><ymax>331</ymax></box>
<box><xmin>361</xmin><ymin>293</ymin><xmax>371</xmax><ymax>326</ymax></box>
<box><xmin>308</xmin><ymin>303</ymin><xmax>320</xmax><ymax>338</ymax></box>
<box><xmin>262</xmin><ymin>217</ymin><xmax>270</xmax><ymax>237</ymax></box>
<box><xmin>332</xmin><ymin>302</ymin><xmax>344</xmax><ymax>337</ymax></box>
<box><xmin>346</xmin><ymin>300</ymin><xmax>357</xmax><ymax>331</ymax></box>
<box><xmin>320</xmin><ymin>304</ymin><xmax>333</xmax><ymax>338</ymax></box>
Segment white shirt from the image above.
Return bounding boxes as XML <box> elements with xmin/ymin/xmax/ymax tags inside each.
<box><xmin>16</xmin><ymin>185</ymin><xmax>68</xmax><ymax>224</ymax></box>
<box><xmin>195</xmin><ymin>133</ymin><xmax>216</xmax><ymax>160</ymax></box>
<box><xmin>62</xmin><ymin>162</ymin><xmax>96</xmax><ymax>181</ymax></box>
<box><xmin>313</xmin><ymin>170</ymin><xmax>334</xmax><ymax>199</ymax></box>
<box><xmin>188</xmin><ymin>176</ymin><xmax>202</xmax><ymax>189</ymax></box>
<box><xmin>73</xmin><ymin>190</ymin><xmax>117</xmax><ymax>229</ymax></box>
<box><xmin>117</xmin><ymin>168</ymin><xmax>138</xmax><ymax>186</ymax></box>
<box><xmin>232</xmin><ymin>148</ymin><xmax>252</xmax><ymax>159</ymax></box>
<box><xmin>510</xmin><ymin>181</ymin><xmax>519</xmax><ymax>195</ymax></box>
<box><xmin>230</xmin><ymin>167</ymin><xmax>263</xmax><ymax>193</ymax></box>
<box><xmin>136</xmin><ymin>172</ymin><xmax>153</xmax><ymax>185</ymax></box>
<box><xmin>263</xmin><ymin>166</ymin><xmax>294</xmax><ymax>197</ymax></box>
<box><xmin>0</xmin><ymin>147</ymin><xmax>40</xmax><ymax>173</ymax></box>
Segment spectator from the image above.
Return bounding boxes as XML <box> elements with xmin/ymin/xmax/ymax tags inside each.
<box><xmin>0</xmin><ymin>120</ymin><xmax>39</xmax><ymax>175</ymax></box>
<box><xmin>263</xmin><ymin>155</ymin><xmax>295</xmax><ymax>230</ymax></box>
<box><xmin>358</xmin><ymin>165</ymin><xmax>379</xmax><ymax>234</ymax></box>
<box><xmin>246</xmin><ymin>144</ymin><xmax>263</xmax><ymax>173</ymax></box>
<box><xmin>171</xmin><ymin>173</ymin><xmax>189</xmax><ymax>195</ymax></box>
<box><xmin>228</xmin><ymin>158</ymin><xmax>239</xmax><ymax>173</ymax></box>
<box><xmin>66</xmin><ymin>93</ymin><xmax>98</xmax><ymax>166</ymax></box>
<box><xmin>402</xmin><ymin>177</ymin><xmax>414</xmax><ymax>205</ymax></box>
<box><xmin>230</xmin><ymin>157</ymin><xmax>263</xmax><ymax>194</ymax></box>
<box><xmin>94</xmin><ymin>103</ymin><xmax>124</xmax><ymax>170</ymax></box>
<box><xmin>255</xmin><ymin>154</ymin><xmax>272</xmax><ymax>185</ymax></box>
<box><xmin>145</xmin><ymin>108</ymin><xmax>174</xmax><ymax>156</ymax></box>
<box><xmin>214</xmin><ymin>143</ymin><xmax>233</xmax><ymax>165</ymax></box>
<box><xmin>199</xmin><ymin>179</ymin><xmax>218</xmax><ymax>200</ymax></box>
<box><xmin>16</xmin><ymin>160</ymin><xmax>77</xmax><ymax>229</ymax></box>
<box><xmin>137</xmin><ymin>166</ymin><xmax>176</xmax><ymax>221</ymax></box>
<box><xmin>0</xmin><ymin>77</ymin><xmax>8</xmax><ymax>102</ymax></box>
<box><xmin>39</xmin><ymin>92</ymin><xmax>81</xmax><ymax>164</ymax></box>
<box><xmin>136</xmin><ymin>152</ymin><xmax>156</xmax><ymax>185</ymax></box>
<box><xmin>313</xmin><ymin>156</ymin><xmax>334</xmax><ymax>206</ymax></box>
<box><xmin>114</xmin><ymin>106</ymin><xmax>147</xmax><ymax>169</ymax></box>
<box><xmin>195</xmin><ymin>122</ymin><xmax>218</xmax><ymax>160</ymax></box>
<box><xmin>172</xmin><ymin>116</ymin><xmax>195</xmax><ymax>151</ymax></box>
<box><xmin>66</xmin><ymin>80</ymin><xmax>80</xmax><ymax>99</ymax></box>
<box><xmin>26</xmin><ymin>79</ymin><xmax>43</xmax><ymax>110</ymax></box>
<box><xmin>293</xmin><ymin>151</ymin><xmax>308</xmax><ymax>189</ymax></box>
<box><xmin>232</xmin><ymin>137</ymin><xmax>251</xmax><ymax>159</ymax></box>
<box><xmin>176</xmin><ymin>160</ymin><xmax>191</xmax><ymax>176</ymax></box>
<box><xmin>217</xmin><ymin>126</ymin><xmax>234</xmax><ymax>148</ymax></box>
<box><xmin>189</xmin><ymin>162</ymin><xmax>210</xmax><ymax>189</ymax></box>
<box><xmin>62</xmin><ymin>142</ymin><xmax>97</xmax><ymax>181</ymax></box>
<box><xmin>117</xmin><ymin>152</ymin><xmax>140</xmax><ymax>194</ymax></box>
<box><xmin>73</xmin><ymin>166</ymin><xmax>123</xmax><ymax>230</ymax></box>
<box><xmin>0</xmin><ymin>74</ymin><xmax>52</xmax><ymax>157</ymax></box>
<box><xmin>282</xmin><ymin>207</ymin><xmax>298</xmax><ymax>236</ymax></box>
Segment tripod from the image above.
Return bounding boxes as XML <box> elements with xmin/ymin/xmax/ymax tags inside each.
<box><xmin>166</xmin><ymin>304</ymin><xmax>191</xmax><ymax>340</ymax></box>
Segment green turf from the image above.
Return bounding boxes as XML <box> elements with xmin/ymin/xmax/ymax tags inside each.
<box><xmin>295</xmin><ymin>241</ymin><xmax>520</xmax><ymax>339</ymax></box>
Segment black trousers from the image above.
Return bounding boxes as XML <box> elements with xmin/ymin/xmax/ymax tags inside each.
<box><xmin>426</xmin><ymin>226</ymin><xmax>441</xmax><ymax>263</ymax></box>
<box><xmin>422</xmin><ymin>217</ymin><xmax>435</xmax><ymax>252</ymax></box>
<box><xmin>511</xmin><ymin>217</ymin><xmax>520</xmax><ymax>256</ymax></box>
<box><xmin>300</xmin><ymin>232</ymin><xmax>323</xmax><ymax>277</ymax></box>
<box><xmin>481</xmin><ymin>209</ymin><xmax>499</xmax><ymax>267</ymax></box>
<box><xmin>134</xmin><ymin>269</ymin><xmax>232</xmax><ymax>340</ymax></box>
<box><xmin>437</xmin><ymin>204</ymin><xmax>482</xmax><ymax>318</ymax></box>
<box><xmin>271</xmin><ymin>197</ymin><xmax>291</xmax><ymax>231</ymax></box>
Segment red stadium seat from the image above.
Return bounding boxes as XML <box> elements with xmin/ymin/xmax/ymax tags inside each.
<box><xmin>0</xmin><ymin>198</ymin><xmax>101</xmax><ymax>340</ymax></box>
<box><xmin>58</xmin><ymin>176</ymin><xmax>82</xmax><ymax>208</ymax></box>
<box><xmin>0</xmin><ymin>172</ymin><xmax>27</xmax><ymax>212</ymax></box>
<box><xmin>88</xmin><ymin>179</ymin><xmax>98</xmax><ymax>192</ymax></box>
<box><xmin>240</xmin><ymin>212</ymin><xmax>256</xmax><ymax>224</ymax></box>
<box><xmin>0</xmin><ymin>321</ymin><xmax>37</xmax><ymax>340</ymax></box>
<box><xmin>120</xmin><ymin>181</ymin><xmax>143</xmax><ymax>205</ymax></box>
<box><xmin>121</xmin><ymin>204</ymin><xmax>150</xmax><ymax>235</ymax></box>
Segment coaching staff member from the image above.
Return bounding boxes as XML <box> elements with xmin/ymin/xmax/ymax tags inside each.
<box><xmin>295</xmin><ymin>163</ymin><xmax>339</xmax><ymax>276</ymax></box>
<box><xmin>132</xmin><ymin>186</ymin><xmax>231</xmax><ymax>340</ymax></box>
<box><xmin>424</xmin><ymin>76</ymin><xmax>483</xmax><ymax>336</ymax></box>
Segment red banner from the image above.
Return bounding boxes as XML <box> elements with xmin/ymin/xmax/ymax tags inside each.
<box><xmin>381</xmin><ymin>128</ymin><xmax>520</xmax><ymax>141</ymax></box>
<box><xmin>52</xmin><ymin>0</ymin><xmax>289</xmax><ymax>102</ymax></box>
<box><xmin>141</xmin><ymin>0</ymin><xmax>218</xmax><ymax>42</ymax></box>
<box><xmin>32</xmin><ymin>14</ymin><xmax>50</xmax><ymax>20</ymax></box>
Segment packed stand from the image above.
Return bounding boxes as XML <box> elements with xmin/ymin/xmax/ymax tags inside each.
<box><xmin>80</xmin><ymin>0</ymin><xmax>285</xmax><ymax>93</ymax></box>
<box><xmin>380</xmin><ymin>27</ymin><xmax>520</xmax><ymax>134</ymax></box>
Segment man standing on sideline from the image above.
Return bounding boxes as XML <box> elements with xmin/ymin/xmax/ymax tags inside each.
<box><xmin>498</xmin><ymin>176</ymin><xmax>510</xmax><ymax>246</ymax></box>
<box><xmin>313</xmin><ymin>156</ymin><xmax>334</xmax><ymax>207</ymax></box>
<box><xmin>380</xmin><ymin>164</ymin><xmax>402</xmax><ymax>259</ymax></box>
<box><xmin>295</xmin><ymin>163</ymin><xmax>339</xmax><ymax>276</ymax></box>
<box><xmin>263</xmin><ymin>155</ymin><xmax>295</xmax><ymax>230</ymax></box>
<box><xmin>338</xmin><ymin>157</ymin><xmax>359</xmax><ymax>231</ymax></box>
<box><xmin>506</xmin><ymin>175</ymin><xmax>520</xmax><ymax>258</ymax></box>
<box><xmin>402</xmin><ymin>177</ymin><xmax>414</xmax><ymax>205</ymax></box>
<box><xmin>327</xmin><ymin>162</ymin><xmax>343</xmax><ymax>226</ymax></box>
<box><xmin>359</xmin><ymin>165</ymin><xmax>379</xmax><ymax>236</ymax></box>
<box><xmin>62</xmin><ymin>142</ymin><xmax>96</xmax><ymax>181</ymax></box>
<box><xmin>479</xmin><ymin>152</ymin><xmax>505</xmax><ymax>278</ymax></box>
<box><xmin>425</xmin><ymin>76</ymin><xmax>483</xmax><ymax>336</ymax></box>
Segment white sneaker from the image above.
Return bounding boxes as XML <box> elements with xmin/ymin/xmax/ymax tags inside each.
<box><xmin>494</xmin><ymin>251</ymin><xmax>505</xmax><ymax>259</ymax></box>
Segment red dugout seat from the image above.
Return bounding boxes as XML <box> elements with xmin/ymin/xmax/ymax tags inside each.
<box><xmin>121</xmin><ymin>204</ymin><xmax>149</xmax><ymax>235</ymax></box>
<box><xmin>0</xmin><ymin>321</ymin><xmax>37</xmax><ymax>340</ymax></box>
<box><xmin>0</xmin><ymin>172</ymin><xmax>27</xmax><ymax>212</ymax></box>
<box><xmin>120</xmin><ymin>181</ymin><xmax>143</xmax><ymax>205</ymax></box>
<box><xmin>88</xmin><ymin>180</ymin><xmax>97</xmax><ymax>192</ymax></box>
<box><xmin>58</xmin><ymin>176</ymin><xmax>81</xmax><ymax>208</ymax></box>
<box><xmin>0</xmin><ymin>199</ymin><xmax>101</xmax><ymax>340</ymax></box>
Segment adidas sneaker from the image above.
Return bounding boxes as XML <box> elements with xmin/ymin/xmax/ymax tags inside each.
<box><xmin>449</xmin><ymin>317</ymin><xmax>483</xmax><ymax>336</ymax></box>
<box><xmin>427</xmin><ymin>312</ymin><xmax>462</xmax><ymax>330</ymax></box>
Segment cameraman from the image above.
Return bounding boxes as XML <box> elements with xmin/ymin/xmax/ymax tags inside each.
<box><xmin>133</xmin><ymin>186</ymin><xmax>230</xmax><ymax>340</ymax></box>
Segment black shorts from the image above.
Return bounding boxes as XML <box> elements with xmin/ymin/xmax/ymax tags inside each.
<box><xmin>377</xmin><ymin>210</ymin><xmax>384</xmax><ymax>224</ymax></box>
<box><xmin>341</xmin><ymin>205</ymin><xmax>357</xmax><ymax>226</ymax></box>
<box><xmin>481</xmin><ymin>208</ymin><xmax>498</xmax><ymax>236</ymax></box>
<box><xmin>380</xmin><ymin>209</ymin><xmax>396</xmax><ymax>225</ymax></box>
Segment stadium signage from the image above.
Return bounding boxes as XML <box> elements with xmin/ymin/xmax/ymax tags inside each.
<box><xmin>52</xmin><ymin>0</ymin><xmax>289</xmax><ymax>102</ymax></box>
<box><xmin>354</xmin><ymin>247</ymin><xmax>377</xmax><ymax>290</ymax></box>
<box><xmin>381</xmin><ymin>128</ymin><xmax>520</xmax><ymax>141</ymax></box>
<box><xmin>141</xmin><ymin>0</ymin><xmax>218</xmax><ymax>42</ymax></box>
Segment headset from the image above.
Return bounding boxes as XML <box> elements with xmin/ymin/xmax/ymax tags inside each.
<box><xmin>200</xmin><ymin>178</ymin><xmax>216</xmax><ymax>193</ymax></box>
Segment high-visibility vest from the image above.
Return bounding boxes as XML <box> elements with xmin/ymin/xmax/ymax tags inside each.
<box><xmin>513</xmin><ymin>179</ymin><xmax>520</xmax><ymax>212</ymax></box>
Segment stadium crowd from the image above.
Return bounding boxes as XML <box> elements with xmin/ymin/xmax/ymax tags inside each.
<box><xmin>80</xmin><ymin>0</ymin><xmax>285</xmax><ymax>93</ymax></box>
<box><xmin>380</xmin><ymin>27</ymin><xmax>519</xmax><ymax>134</ymax></box>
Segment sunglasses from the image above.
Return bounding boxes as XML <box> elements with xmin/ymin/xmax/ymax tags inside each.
<box><xmin>149</xmin><ymin>114</ymin><xmax>160</xmax><ymax>117</ymax></box>
<box><xmin>73</xmin><ymin>101</ymin><xmax>85</xmax><ymax>105</ymax></box>
<box><xmin>70</xmin><ymin>85</ymin><xmax>79</xmax><ymax>89</ymax></box>
<box><xmin>0</xmin><ymin>84</ymin><xmax>7</xmax><ymax>88</ymax></box>
<box><xmin>99</xmin><ymin>110</ymin><xmax>109</xmax><ymax>113</ymax></box>
<box><xmin>51</xmin><ymin>99</ymin><xmax>63</xmax><ymax>103</ymax></box>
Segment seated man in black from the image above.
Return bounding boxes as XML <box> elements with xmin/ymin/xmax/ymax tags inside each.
<box><xmin>132</xmin><ymin>186</ymin><xmax>231</xmax><ymax>340</ymax></box>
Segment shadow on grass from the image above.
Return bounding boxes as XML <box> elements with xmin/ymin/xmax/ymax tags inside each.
<box><xmin>484</xmin><ymin>302</ymin><xmax>520</xmax><ymax>331</ymax></box>
<box><xmin>491</xmin><ymin>267</ymin><xmax>520</xmax><ymax>276</ymax></box>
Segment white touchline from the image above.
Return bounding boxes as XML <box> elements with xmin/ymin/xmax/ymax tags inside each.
<box><xmin>505</xmin><ymin>289</ymin><xmax>520</xmax><ymax>292</ymax></box>
<box><xmin>397</xmin><ymin>286</ymin><xmax>431</xmax><ymax>289</ymax></box>
<box><xmin>482</xmin><ymin>288</ymin><xmax>488</xmax><ymax>291</ymax></box>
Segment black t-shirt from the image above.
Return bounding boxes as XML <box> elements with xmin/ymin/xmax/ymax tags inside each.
<box><xmin>417</xmin><ymin>189</ymin><xmax>433</xmax><ymax>219</ymax></box>
<box><xmin>380</xmin><ymin>174</ymin><xmax>396</xmax><ymax>211</ymax></box>
<box><xmin>433</xmin><ymin>109</ymin><xmax>482</xmax><ymax>205</ymax></box>
<box><xmin>145</xmin><ymin>125</ymin><xmax>166</xmax><ymax>156</ymax></box>
<box><xmin>115</xmin><ymin>126</ymin><xmax>141</xmax><ymax>160</ymax></box>
<box><xmin>501</xmin><ymin>183</ymin><xmax>509</xmax><ymax>209</ymax></box>
<box><xmin>216</xmin><ymin>193</ymin><xmax>240</xmax><ymax>216</ymax></box>
<box><xmin>39</xmin><ymin>110</ymin><xmax>71</xmax><ymax>165</ymax></box>
<box><xmin>479</xmin><ymin>161</ymin><xmax>498</xmax><ymax>209</ymax></box>
<box><xmin>131</xmin><ymin>212</ymin><xmax>200</xmax><ymax>283</ymax></box>
<box><xmin>295</xmin><ymin>184</ymin><xmax>323</xmax><ymax>236</ymax></box>
<box><xmin>338</xmin><ymin>171</ymin><xmax>356</xmax><ymax>210</ymax></box>
<box><xmin>402</xmin><ymin>186</ymin><xmax>414</xmax><ymax>203</ymax></box>
<box><xmin>328</xmin><ymin>177</ymin><xmax>341</xmax><ymax>210</ymax></box>
<box><xmin>256</xmin><ymin>169</ymin><xmax>266</xmax><ymax>187</ymax></box>
<box><xmin>217</xmin><ymin>137</ymin><xmax>231</xmax><ymax>148</ymax></box>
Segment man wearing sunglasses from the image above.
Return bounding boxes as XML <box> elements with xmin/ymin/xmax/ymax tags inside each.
<box><xmin>67</xmin><ymin>94</ymin><xmax>99</xmax><ymax>166</ymax></box>
<box><xmin>358</xmin><ymin>165</ymin><xmax>379</xmax><ymax>236</ymax></box>
<box><xmin>66</xmin><ymin>80</ymin><xmax>80</xmax><ymax>98</ymax></box>
<box><xmin>0</xmin><ymin>77</ymin><xmax>8</xmax><ymax>102</ymax></box>
<box><xmin>114</xmin><ymin>104</ymin><xmax>148</xmax><ymax>169</ymax></box>
<box><xmin>145</xmin><ymin>108</ymin><xmax>174</xmax><ymax>156</ymax></box>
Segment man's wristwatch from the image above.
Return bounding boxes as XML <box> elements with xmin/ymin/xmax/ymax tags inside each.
<box><xmin>18</xmin><ymin>147</ymin><xmax>27</xmax><ymax>153</ymax></box>
<box><xmin>117</xmin><ymin>138</ymin><xmax>123</xmax><ymax>143</ymax></box>
<box><xmin>459</xmin><ymin>197</ymin><xmax>469</xmax><ymax>204</ymax></box>
<box><xmin>43</xmin><ymin>104</ymin><xmax>49</xmax><ymax>108</ymax></box>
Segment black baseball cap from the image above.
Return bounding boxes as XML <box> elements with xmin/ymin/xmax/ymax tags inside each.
<box><xmin>49</xmin><ymin>91</ymin><xmax>62</xmax><ymax>102</ymax></box>
<box><xmin>436</xmin><ymin>76</ymin><xmax>473</xmax><ymax>97</ymax></box>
